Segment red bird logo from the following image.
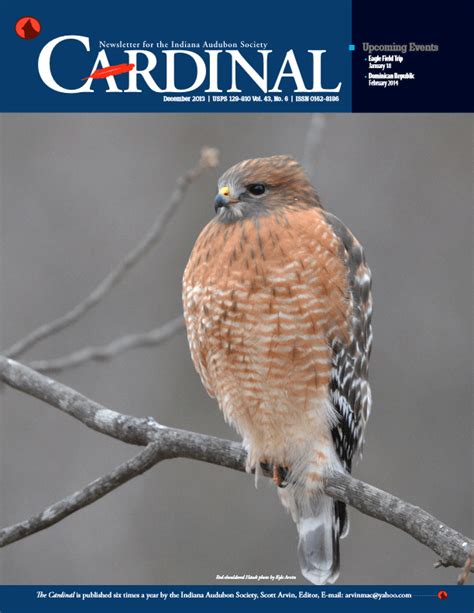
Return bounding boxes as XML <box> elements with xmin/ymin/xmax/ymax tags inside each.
<box><xmin>15</xmin><ymin>17</ymin><xmax>41</xmax><ymax>40</ymax></box>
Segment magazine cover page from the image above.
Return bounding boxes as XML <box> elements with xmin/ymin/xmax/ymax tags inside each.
<box><xmin>0</xmin><ymin>1</ymin><xmax>472</xmax><ymax>611</ymax></box>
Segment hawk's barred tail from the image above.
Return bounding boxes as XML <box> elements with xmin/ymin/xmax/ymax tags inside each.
<box><xmin>335</xmin><ymin>499</ymin><xmax>350</xmax><ymax>539</ymax></box>
<box><xmin>296</xmin><ymin>496</ymin><xmax>342</xmax><ymax>585</ymax></box>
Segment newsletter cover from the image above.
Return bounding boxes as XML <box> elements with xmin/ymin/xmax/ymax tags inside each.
<box><xmin>0</xmin><ymin>1</ymin><xmax>472</xmax><ymax>611</ymax></box>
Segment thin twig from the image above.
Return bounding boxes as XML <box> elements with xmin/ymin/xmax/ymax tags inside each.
<box><xmin>3</xmin><ymin>148</ymin><xmax>219</xmax><ymax>359</ymax></box>
<box><xmin>29</xmin><ymin>316</ymin><xmax>185</xmax><ymax>373</ymax></box>
<box><xmin>0</xmin><ymin>355</ymin><xmax>472</xmax><ymax>574</ymax></box>
<box><xmin>0</xmin><ymin>443</ymin><xmax>169</xmax><ymax>548</ymax></box>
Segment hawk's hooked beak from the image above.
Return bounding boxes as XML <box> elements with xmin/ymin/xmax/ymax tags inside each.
<box><xmin>215</xmin><ymin>186</ymin><xmax>239</xmax><ymax>212</ymax></box>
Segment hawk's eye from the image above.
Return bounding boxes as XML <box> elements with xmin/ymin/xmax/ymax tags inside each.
<box><xmin>247</xmin><ymin>183</ymin><xmax>266</xmax><ymax>196</ymax></box>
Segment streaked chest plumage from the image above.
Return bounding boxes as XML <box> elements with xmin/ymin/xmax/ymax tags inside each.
<box><xmin>183</xmin><ymin>207</ymin><xmax>351</xmax><ymax>463</ymax></box>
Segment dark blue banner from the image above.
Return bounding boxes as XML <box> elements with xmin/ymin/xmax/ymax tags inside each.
<box><xmin>0</xmin><ymin>0</ymin><xmax>351</xmax><ymax>112</ymax></box>
<box><xmin>0</xmin><ymin>585</ymin><xmax>472</xmax><ymax>612</ymax></box>
<box><xmin>1</xmin><ymin>0</ymin><xmax>471</xmax><ymax>112</ymax></box>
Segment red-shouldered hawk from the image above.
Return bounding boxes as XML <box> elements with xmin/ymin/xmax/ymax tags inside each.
<box><xmin>183</xmin><ymin>156</ymin><xmax>372</xmax><ymax>584</ymax></box>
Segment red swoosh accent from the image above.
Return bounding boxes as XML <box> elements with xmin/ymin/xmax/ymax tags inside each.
<box><xmin>82</xmin><ymin>63</ymin><xmax>135</xmax><ymax>80</ymax></box>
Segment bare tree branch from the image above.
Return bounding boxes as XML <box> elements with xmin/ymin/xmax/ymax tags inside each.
<box><xmin>29</xmin><ymin>316</ymin><xmax>185</xmax><ymax>374</ymax></box>
<box><xmin>0</xmin><ymin>355</ymin><xmax>472</xmax><ymax>575</ymax></box>
<box><xmin>3</xmin><ymin>148</ymin><xmax>219</xmax><ymax>360</ymax></box>
<box><xmin>0</xmin><ymin>443</ymin><xmax>169</xmax><ymax>548</ymax></box>
<box><xmin>324</xmin><ymin>474</ymin><xmax>473</xmax><ymax>577</ymax></box>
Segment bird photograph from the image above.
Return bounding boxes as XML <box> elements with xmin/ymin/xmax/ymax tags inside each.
<box><xmin>0</xmin><ymin>114</ymin><xmax>471</xmax><ymax>586</ymax></box>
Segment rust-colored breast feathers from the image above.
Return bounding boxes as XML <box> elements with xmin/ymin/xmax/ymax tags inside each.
<box><xmin>183</xmin><ymin>207</ymin><xmax>351</xmax><ymax>458</ymax></box>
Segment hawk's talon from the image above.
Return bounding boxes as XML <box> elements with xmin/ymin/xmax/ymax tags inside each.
<box><xmin>272</xmin><ymin>465</ymin><xmax>289</xmax><ymax>488</ymax></box>
<box><xmin>259</xmin><ymin>461</ymin><xmax>289</xmax><ymax>487</ymax></box>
